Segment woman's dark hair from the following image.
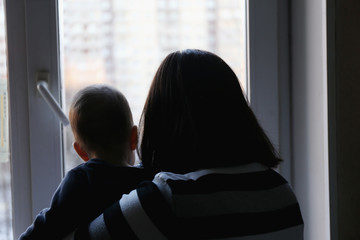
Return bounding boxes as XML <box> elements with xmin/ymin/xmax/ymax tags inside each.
<box><xmin>139</xmin><ymin>49</ymin><xmax>281</xmax><ymax>173</ymax></box>
<box><xmin>70</xmin><ymin>84</ymin><xmax>133</xmax><ymax>157</ymax></box>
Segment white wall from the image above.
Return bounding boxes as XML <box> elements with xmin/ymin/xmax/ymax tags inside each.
<box><xmin>291</xmin><ymin>0</ymin><xmax>330</xmax><ymax>239</ymax></box>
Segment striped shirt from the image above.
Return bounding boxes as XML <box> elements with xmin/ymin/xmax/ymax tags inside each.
<box><xmin>75</xmin><ymin>163</ymin><xmax>303</xmax><ymax>239</ymax></box>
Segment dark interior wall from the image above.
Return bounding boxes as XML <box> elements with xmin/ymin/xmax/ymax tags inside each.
<box><xmin>328</xmin><ymin>0</ymin><xmax>360</xmax><ymax>239</ymax></box>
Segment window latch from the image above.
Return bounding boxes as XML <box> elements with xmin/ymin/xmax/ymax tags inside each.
<box><xmin>36</xmin><ymin>71</ymin><xmax>70</xmax><ymax>126</ymax></box>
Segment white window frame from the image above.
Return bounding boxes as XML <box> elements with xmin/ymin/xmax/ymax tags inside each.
<box><xmin>6</xmin><ymin>0</ymin><xmax>290</xmax><ymax>239</ymax></box>
<box><xmin>248</xmin><ymin>0</ymin><xmax>292</xmax><ymax>182</ymax></box>
<box><xmin>6</xmin><ymin>0</ymin><xmax>63</xmax><ymax>238</ymax></box>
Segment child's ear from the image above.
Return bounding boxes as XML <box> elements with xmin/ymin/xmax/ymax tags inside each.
<box><xmin>130</xmin><ymin>125</ymin><xmax>138</xmax><ymax>151</ymax></box>
<box><xmin>73</xmin><ymin>142</ymin><xmax>90</xmax><ymax>162</ymax></box>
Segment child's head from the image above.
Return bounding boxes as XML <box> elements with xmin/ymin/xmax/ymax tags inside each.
<box><xmin>69</xmin><ymin>84</ymin><xmax>137</xmax><ymax>165</ymax></box>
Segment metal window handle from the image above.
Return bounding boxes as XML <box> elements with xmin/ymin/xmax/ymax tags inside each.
<box><xmin>37</xmin><ymin>80</ymin><xmax>70</xmax><ymax>126</ymax></box>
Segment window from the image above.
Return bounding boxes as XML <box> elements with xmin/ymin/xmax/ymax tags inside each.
<box><xmin>0</xmin><ymin>0</ymin><xmax>12</xmax><ymax>238</ymax></box>
<box><xmin>60</xmin><ymin>0</ymin><xmax>248</xmax><ymax>172</ymax></box>
<box><xmin>6</xmin><ymin>0</ymin><xmax>289</xmax><ymax>239</ymax></box>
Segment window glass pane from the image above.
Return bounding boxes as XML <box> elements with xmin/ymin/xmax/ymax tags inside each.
<box><xmin>60</xmin><ymin>0</ymin><xmax>247</xmax><ymax>172</ymax></box>
<box><xmin>0</xmin><ymin>0</ymin><xmax>12</xmax><ymax>238</ymax></box>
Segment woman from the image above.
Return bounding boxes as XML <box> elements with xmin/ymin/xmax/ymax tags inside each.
<box><xmin>74</xmin><ymin>49</ymin><xmax>303</xmax><ymax>239</ymax></box>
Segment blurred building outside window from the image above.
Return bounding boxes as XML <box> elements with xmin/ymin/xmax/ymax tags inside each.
<box><xmin>61</xmin><ymin>0</ymin><xmax>248</xmax><ymax>171</ymax></box>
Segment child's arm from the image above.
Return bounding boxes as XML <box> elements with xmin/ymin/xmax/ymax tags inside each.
<box><xmin>19</xmin><ymin>168</ymin><xmax>90</xmax><ymax>240</ymax></box>
<box><xmin>74</xmin><ymin>181</ymin><xmax>176</xmax><ymax>240</ymax></box>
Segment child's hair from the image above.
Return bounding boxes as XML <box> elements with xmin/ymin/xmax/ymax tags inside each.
<box><xmin>69</xmin><ymin>84</ymin><xmax>133</xmax><ymax>158</ymax></box>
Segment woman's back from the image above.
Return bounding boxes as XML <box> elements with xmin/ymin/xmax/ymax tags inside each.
<box><xmin>152</xmin><ymin>163</ymin><xmax>303</xmax><ymax>239</ymax></box>
<box><xmin>82</xmin><ymin>163</ymin><xmax>303</xmax><ymax>239</ymax></box>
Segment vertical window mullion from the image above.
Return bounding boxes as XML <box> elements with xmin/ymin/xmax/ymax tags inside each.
<box><xmin>6</xmin><ymin>0</ymin><xmax>63</xmax><ymax>238</ymax></box>
<box><xmin>248</xmin><ymin>0</ymin><xmax>292</xmax><ymax>182</ymax></box>
<box><xmin>25</xmin><ymin>0</ymin><xmax>63</xmax><ymax>217</ymax></box>
<box><xmin>6</xmin><ymin>0</ymin><xmax>32</xmax><ymax>237</ymax></box>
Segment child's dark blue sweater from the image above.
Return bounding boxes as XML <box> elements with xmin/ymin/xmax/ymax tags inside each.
<box><xmin>19</xmin><ymin>159</ymin><xmax>153</xmax><ymax>240</ymax></box>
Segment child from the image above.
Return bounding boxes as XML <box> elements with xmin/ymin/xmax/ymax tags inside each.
<box><xmin>19</xmin><ymin>84</ymin><xmax>153</xmax><ymax>240</ymax></box>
